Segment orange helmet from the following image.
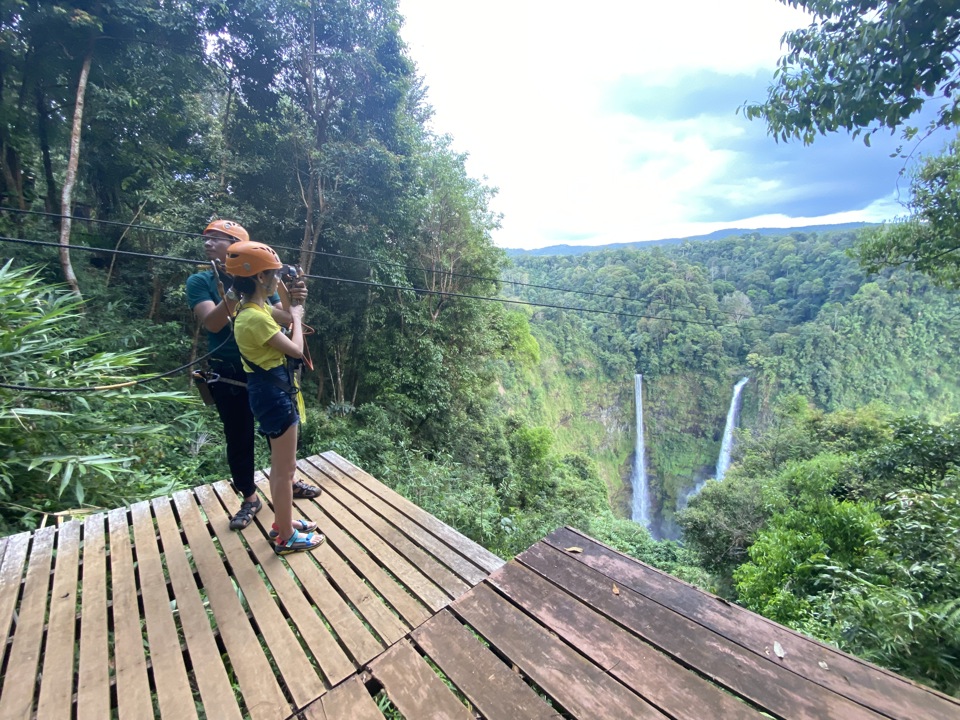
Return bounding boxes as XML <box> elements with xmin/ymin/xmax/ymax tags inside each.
<box><xmin>225</xmin><ymin>241</ymin><xmax>283</xmax><ymax>277</ymax></box>
<box><xmin>203</xmin><ymin>219</ymin><xmax>249</xmax><ymax>243</ymax></box>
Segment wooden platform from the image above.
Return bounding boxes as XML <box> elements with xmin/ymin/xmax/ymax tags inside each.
<box><xmin>0</xmin><ymin>451</ymin><xmax>957</xmax><ymax>719</ymax></box>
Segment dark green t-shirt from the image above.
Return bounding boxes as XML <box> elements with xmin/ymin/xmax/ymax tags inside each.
<box><xmin>185</xmin><ymin>269</ymin><xmax>279</xmax><ymax>366</ymax></box>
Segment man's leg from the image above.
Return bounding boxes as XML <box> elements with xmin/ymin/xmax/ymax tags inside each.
<box><xmin>211</xmin><ymin>381</ymin><xmax>257</xmax><ymax>498</ymax></box>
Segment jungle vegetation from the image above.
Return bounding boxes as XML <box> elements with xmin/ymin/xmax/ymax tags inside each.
<box><xmin>1</xmin><ymin>0</ymin><xmax>959</xmax><ymax>696</ymax></box>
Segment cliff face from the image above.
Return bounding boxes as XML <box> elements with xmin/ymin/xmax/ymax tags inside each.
<box><xmin>502</xmin><ymin>331</ymin><xmax>739</xmax><ymax>538</ymax></box>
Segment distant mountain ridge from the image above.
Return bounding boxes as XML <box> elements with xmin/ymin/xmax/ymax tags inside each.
<box><xmin>504</xmin><ymin>222</ymin><xmax>876</xmax><ymax>257</ymax></box>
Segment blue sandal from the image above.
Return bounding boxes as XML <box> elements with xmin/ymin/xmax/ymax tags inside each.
<box><xmin>269</xmin><ymin>519</ymin><xmax>318</xmax><ymax>538</ymax></box>
<box><xmin>274</xmin><ymin>528</ymin><xmax>325</xmax><ymax>555</ymax></box>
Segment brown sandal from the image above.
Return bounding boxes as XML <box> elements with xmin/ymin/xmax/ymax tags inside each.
<box><xmin>229</xmin><ymin>497</ymin><xmax>262</xmax><ymax>530</ymax></box>
<box><xmin>292</xmin><ymin>479</ymin><xmax>321</xmax><ymax>499</ymax></box>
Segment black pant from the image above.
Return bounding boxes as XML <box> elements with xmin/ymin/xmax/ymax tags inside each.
<box><xmin>209</xmin><ymin>363</ymin><xmax>256</xmax><ymax>499</ymax></box>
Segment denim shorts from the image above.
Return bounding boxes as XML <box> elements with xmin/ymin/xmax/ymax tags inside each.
<box><xmin>246</xmin><ymin>365</ymin><xmax>299</xmax><ymax>439</ymax></box>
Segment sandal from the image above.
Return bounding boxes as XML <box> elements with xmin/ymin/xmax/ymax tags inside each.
<box><xmin>274</xmin><ymin>528</ymin><xmax>326</xmax><ymax>555</ymax></box>
<box><xmin>229</xmin><ymin>497</ymin><xmax>262</xmax><ymax>530</ymax></box>
<box><xmin>268</xmin><ymin>519</ymin><xmax>318</xmax><ymax>538</ymax></box>
<box><xmin>292</xmin><ymin>479</ymin><xmax>321</xmax><ymax>499</ymax></box>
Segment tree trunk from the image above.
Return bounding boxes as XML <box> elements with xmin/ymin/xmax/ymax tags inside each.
<box><xmin>59</xmin><ymin>48</ymin><xmax>93</xmax><ymax>298</ymax></box>
<box><xmin>36</xmin><ymin>85</ymin><xmax>58</xmax><ymax>214</ymax></box>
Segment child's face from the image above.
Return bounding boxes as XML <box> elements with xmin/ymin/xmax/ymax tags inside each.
<box><xmin>261</xmin><ymin>270</ymin><xmax>280</xmax><ymax>294</ymax></box>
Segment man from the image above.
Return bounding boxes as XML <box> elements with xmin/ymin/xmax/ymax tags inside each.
<box><xmin>186</xmin><ymin>219</ymin><xmax>319</xmax><ymax>530</ymax></box>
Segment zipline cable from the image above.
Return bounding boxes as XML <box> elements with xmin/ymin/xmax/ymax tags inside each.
<box><xmin>0</xmin><ymin>234</ymin><xmax>741</xmax><ymax>329</ymax></box>
<box><xmin>0</xmin><ymin>335</ymin><xmax>233</xmax><ymax>393</ymax></box>
<box><xmin>0</xmin><ymin>206</ymin><xmax>743</xmax><ymax>318</ymax></box>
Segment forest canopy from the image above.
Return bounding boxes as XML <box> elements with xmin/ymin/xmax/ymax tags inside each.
<box><xmin>0</xmin><ymin>0</ymin><xmax>958</xmax><ymax>697</ymax></box>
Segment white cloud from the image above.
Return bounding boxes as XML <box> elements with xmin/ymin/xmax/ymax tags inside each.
<box><xmin>398</xmin><ymin>0</ymin><xmax>917</xmax><ymax>250</ymax></box>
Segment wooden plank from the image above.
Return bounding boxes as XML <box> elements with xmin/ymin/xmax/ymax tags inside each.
<box><xmin>197</xmin><ymin>484</ymin><xmax>352</xmax><ymax>691</ymax></box>
<box><xmin>520</xmin><ymin>540</ymin><xmax>885</xmax><ymax>720</ymax></box>
<box><xmin>303</xmin><ymin>676</ymin><xmax>382</xmax><ymax>720</ymax></box>
<box><xmin>76</xmin><ymin>514</ymin><xmax>111</xmax><ymax>720</ymax></box>
<box><xmin>309</xmin><ymin>474</ymin><xmax>451</xmax><ymax>613</ymax></box>
<box><xmin>262</xmin><ymin>475</ymin><xmax>435</xmax><ymax>628</ymax></box>
<box><xmin>545</xmin><ymin>526</ymin><xmax>960</xmax><ymax>720</ymax></box>
<box><xmin>213</xmin><ymin>482</ymin><xmax>384</xmax><ymax>670</ymax></box>
<box><xmin>411</xmin><ymin>610</ymin><xmax>557</xmax><ymax>720</ymax></box>
<box><xmin>298</xmin><ymin>465</ymin><xmax>470</xmax><ymax>601</ymax></box>
<box><xmin>107</xmin><ymin>506</ymin><xmax>154</xmax><ymax>719</ymax></box>
<box><xmin>36</xmin><ymin>520</ymin><xmax>81</xmax><ymax>718</ymax></box>
<box><xmin>453</xmin><ymin>582</ymin><xmax>667</xmax><ymax>719</ymax></box>
<box><xmin>0</xmin><ymin>532</ymin><xmax>30</xmax><ymax>684</ymax></box>
<box><xmin>0</xmin><ymin>526</ymin><xmax>55</xmax><ymax>720</ymax></box>
<box><xmin>489</xmin><ymin>560</ymin><xmax>764</xmax><ymax>719</ymax></box>
<box><xmin>152</xmin><ymin>497</ymin><xmax>241</xmax><ymax>720</ymax></box>
<box><xmin>303</xmin><ymin>457</ymin><xmax>490</xmax><ymax>586</ymax></box>
<box><xmin>255</xmin><ymin>476</ymin><xmax>414</xmax><ymax>645</ymax></box>
<box><xmin>319</xmin><ymin>452</ymin><xmax>504</xmax><ymax>573</ymax></box>
<box><xmin>172</xmin><ymin>489</ymin><xmax>291</xmax><ymax>720</ymax></box>
<box><xmin>368</xmin><ymin>639</ymin><xmax>474</xmax><ymax>720</ymax></box>
<box><xmin>130</xmin><ymin>501</ymin><xmax>198</xmax><ymax>719</ymax></box>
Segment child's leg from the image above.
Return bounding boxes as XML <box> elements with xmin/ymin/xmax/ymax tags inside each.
<box><xmin>269</xmin><ymin>423</ymin><xmax>298</xmax><ymax>541</ymax></box>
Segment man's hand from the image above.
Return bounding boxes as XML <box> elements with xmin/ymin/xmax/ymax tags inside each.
<box><xmin>288</xmin><ymin>278</ymin><xmax>307</xmax><ymax>306</ymax></box>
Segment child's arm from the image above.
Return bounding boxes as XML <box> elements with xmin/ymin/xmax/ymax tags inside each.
<box><xmin>265</xmin><ymin>305</ymin><xmax>305</xmax><ymax>359</ymax></box>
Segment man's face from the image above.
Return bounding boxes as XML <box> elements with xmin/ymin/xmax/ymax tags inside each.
<box><xmin>203</xmin><ymin>230</ymin><xmax>233</xmax><ymax>262</ymax></box>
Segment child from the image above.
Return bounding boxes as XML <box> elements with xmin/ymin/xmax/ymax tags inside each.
<box><xmin>225</xmin><ymin>240</ymin><xmax>324</xmax><ymax>554</ymax></box>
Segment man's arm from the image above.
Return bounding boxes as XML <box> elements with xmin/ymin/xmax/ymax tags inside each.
<box><xmin>194</xmin><ymin>297</ymin><xmax>238</xmax><ymax>333</ymax></box>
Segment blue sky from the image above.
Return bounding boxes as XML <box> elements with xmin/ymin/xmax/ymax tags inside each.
<box><xmin>397</xmin><ymin>0</ymin><xmax>954</xmax><ymax>251</ymax></box>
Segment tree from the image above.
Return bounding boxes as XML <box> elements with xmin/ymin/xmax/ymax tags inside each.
<box><xmin>744</xmin><ymin>0</ymin><xmax>960</xmax><ymax>144</ymax></box>
<box><xmin>855</xmin><ymin>138</ymin><xmax>960</xmax><ymax>286</ymax></box>
<box><xmin>745</xmin><ymin>2</ymin><xmax>960</xmax><ymax>286</ymax></box>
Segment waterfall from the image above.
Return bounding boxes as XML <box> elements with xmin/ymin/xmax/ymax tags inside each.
<box><xmin>630</xmin><ymin>374</ymin><xmax>651</xmax><ymax>528</ymax></box>
<box><xmin>715</xmin><ymin>377</ymin><xmax>749</xmax><ymax>481</ymax></box>
<box><xmin>677</xmin><ymin>376</ymin><xmax>749</xmax><ymax>510</ymax></box>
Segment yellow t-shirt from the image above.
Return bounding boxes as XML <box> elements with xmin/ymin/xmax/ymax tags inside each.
<box><xmin>234</xmin><ymin>303</ymin><xmax>286</xmax><ymax>372</ymax></box>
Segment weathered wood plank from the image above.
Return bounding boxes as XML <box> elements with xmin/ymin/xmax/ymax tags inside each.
<box><xmin>319</xmin><ymin>452</ymin><xmax>504</xmax><ymax>574</ymax></box>
<box><xmin>192</xmin><ymin>484</ymin><xmax>325</xmax><ymax>709</ymax></box>
<box><xmin>36</xmin><ymin>520</ymin><xmax>81</xmax><ymax>718</ymax></box>
<box><xmin>489</xmin><ymin>559</ymin><xmax>764</xmax><ymax>719</ymax></box>
<box><xmin>76</xmin><ymin>514</ymin><xmax>111</xmax><ymax>720</ymax></box>
<box><xmin>108</xmin><ymin>506</ymin><xmax>154</xmax><ymax>719</ymax></box>
<box><xmin>544</xmin><ymin>526</ymin><xmax>960</xmax><ymax>720</ymax></box>
<box><xmin>274</xmin><ymin>476</ymin><xmax>435</xmax><ymax>625</ymax></box>
<box><xmin>368</xmin><ymin>639</ymin><xmax>474</xmax><ymax>720</ymax></box>
<box><xmin>298</xmin><ymin>465</ymin><xmax>470</xmax><ymax>601</ymax></box>
<box><xmin>224</xmin><ymin>480</ymin><xmax>386</xmax><ymax>667</ymax></box>
<box><xmin>303</xmin><ymin>676</ymin><xmax>382</xmax><ymax>720</ymax></box>
<box><xmin>303</xmin><ymin>457</ymin><xmax>490</xmax><ymax>587</ymax></box>
<box><xmin>292</xmin><ymin>468</ymin><xmax>451</xmax><ymax>613</ymax></box>
<box><xmin>0</xmin><ymin>526</ymin><xmax>55</xmax><ymax>720</ymax></box>
<box><xmin>130</xmin><ymin>501</ymin><xmax>197</xmax><ymax>719</ymax></box>
<box><xmin>453</xmin><ymin>582</ymin><xmax>668</xmax><ymax>719</ymax></box>
<box><xmin>172</xmin><ymin>489</ymin><xmax>290</xmax><ymax>720</ymax></box>
<box><xmin>0</xmin><ymin>532</ymin><xmax>31</xmax><ymax>676</ymax></box>
<box><xmin>521</xmin><ymin>539</ymin><xmax>885</xmax><ymax>720</ymax></box>
<box><xmin>205</xmin><ymin>482</ymin><xmax>358</xmax><ymax>686</ymax></box>
<box><xmin>411</xmin><ymin>610</ymin><xmax>557</xmax><ymax>720</ymax></box>
<box><xmin>152</xmin><ymin>497</ymin><xmax>241</xmax><ymax>720</ymax></box>
<box><xmin>253</xmin><ymin>477</ymin><xmax>410</xmax><ymax>649</ymax></box>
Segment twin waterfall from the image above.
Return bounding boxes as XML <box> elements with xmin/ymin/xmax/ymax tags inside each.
<box><xmin>630</xmin><ymin>374</ymin><xmax>651</xmax><ymax>527</ymax></box>
<box><xmin>631</xmin><ymin>375</ymin><xmax>749</xmax><ymax>530</ymax></box>
<box><xmin>715</xmin><ymin>377</ymin><xmax>750</xmax><ymax>482</ymax></box>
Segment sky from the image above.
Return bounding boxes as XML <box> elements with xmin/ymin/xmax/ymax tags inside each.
<box><xmin>396</xmin><ymin>0</ymin><xmax>952</xmax><ymax>251</ymax></box>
